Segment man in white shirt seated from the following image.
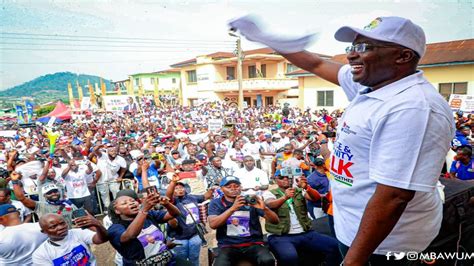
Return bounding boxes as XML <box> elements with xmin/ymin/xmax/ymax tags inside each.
<box><xmin>234</xmin><ymin>156</ymin><xmax>269</xmax><ymax>196</ymax></box>
<box><xmin>0</xmin><ymin>204</ymin><xmax>48</xmax><ymax>265</ymax></box>
<box><xmin>243</xmin><ymin>135</ymin><xmax>263</xmax><ymax>169</ymax></box>
<box><xmin>33</xmin><ymin>213</ymin><xmax>108</xmax><ymax>265</ymax></box>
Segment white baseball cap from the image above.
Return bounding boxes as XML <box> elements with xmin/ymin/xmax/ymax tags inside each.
<box><xmin>334</xmin><ymin>16</ymin><xmax>426</xmax><ymax>57</ymax></box>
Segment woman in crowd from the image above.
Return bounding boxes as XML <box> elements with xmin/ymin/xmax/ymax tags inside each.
<box><xmin>107</xmin><ymin>189</ymin><xmax>181</xmax><ymax>265</ymax></box>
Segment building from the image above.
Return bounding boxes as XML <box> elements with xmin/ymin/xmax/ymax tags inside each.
<box><xmin>287</xmin><ymin>39</ymin><xmax>474</xmax><ymax>112</ymax></box>
<box><xmin>171</xmin><ymin>48</ymin><xmax>331</xmax><ymax>107</ymax></box>
<box><xmin>128</xmin><ymin>69</ymin><xmax>181</xmax><ymax>97</ymax></box>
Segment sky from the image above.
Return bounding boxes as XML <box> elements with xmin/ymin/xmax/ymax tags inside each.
<box><xmin>1</xmin><ymin>0</ymin><xmax>473</xmax><ymax>90</ymax></box>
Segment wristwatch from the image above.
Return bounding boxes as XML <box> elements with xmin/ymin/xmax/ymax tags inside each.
<box><xmin>320</xmin><ymin>139</ymin><xmax>328</xmax><ymax>145</ymax></box>
<box><xmin>11</xmin><ymin>180</ymin><xmax>20</xmax><ymax>185</ymax></box>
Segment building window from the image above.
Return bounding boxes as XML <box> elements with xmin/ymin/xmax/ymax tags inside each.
<box><xmin>226</xmin><ymin>67</ymin><xmax>235</xmax><ymax>80</ymax></box>
<box><xmin>317</xmin><ymin>91</ymin><xmax>334</xmax><ymax>106</ymax></box>
<box><xmin>439</xmin><ymin>82</ymin><xmax>468</xmax><ymax>100</ymax></box>
<box><xmin>248</xmin><ymin>65</ymin><xmax>257</xmax><ymax>78</ymax></box>
<box><xmin>135</xmin><ymin>78</ymin><xmax>139</xmax><ymax>86</ymax></box>
<box><xmin>172</xmin><ymin>78</ymin><xmax>176</xmax><ymax>84</ymax></box>
<box><xmin>186</xmin><ymin>70</ymin><xmax>197</xmax><ymax>83</ymax></box>
<box><xmin>150</xmin><ymin>78</ymin><xmax>155</xmax><ymax>84</ymax></box>
<box><xmin>286</xmin><ymin>63</ymin><xmax>300</xmax><ymax>73</ymax></box>
<box><xmin>259</xmin><ymin>64</ymin><xmax>267</xmax><ymax>78</ymax></box>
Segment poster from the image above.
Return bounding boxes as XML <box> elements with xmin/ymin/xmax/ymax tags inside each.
<box><xmin>103</xmin><ymin>95</ymin><xmax>139</xmax><ymax>112</ymax></box>
<box><xmin>208</xmin><ymin>119</ymin><xmax>223</xmax><ymax>132</ymax></box>
<box><xmin>448</xmin><ymin>94</ymin><xmax>474</xmax><ymax>113</ymax></box>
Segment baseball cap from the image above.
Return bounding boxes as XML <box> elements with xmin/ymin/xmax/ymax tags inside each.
<box><xmin>220</xmin><ymin>176</ymin><xmax>241</xmax><ymax>187</ymax></box>
<box><xmin>272</xmin><ymin>133</ymin><xmax>281</xmax><ymax>139</ymax></box>
<box><xmin>334</xmin><ymin>16</ymin><xmax>426</xmax><ymax>57</ymax></box>
<box><xmin>42</xmin><ymin>183</ymin><xmax>59</xmax><ymax>195</ymax></box>
<box><xmin>129</xmin><ymin>150</ymin><xmax>144</xmax><ymax>160</ymax></box>
<box><xmin>0</xmin><ymin>204</ymin><xmax>18</xmax><ymax>217</ymax></box>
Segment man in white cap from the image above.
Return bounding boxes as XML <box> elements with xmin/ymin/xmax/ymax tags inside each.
<box><xmin>230</xmin><ymin>16</ymin><xmax>454</xmax><ymax>265</ymax></box>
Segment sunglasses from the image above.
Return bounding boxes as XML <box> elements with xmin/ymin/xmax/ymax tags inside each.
<box><xmin>277</xmin><ymin>176</ymin><xmax>291</xmax><ymax>180</ymax></box>
<box><xmin>345</xmin><ymin>43</ymin><xmax>401</xmax><ymax>54</ymax></box>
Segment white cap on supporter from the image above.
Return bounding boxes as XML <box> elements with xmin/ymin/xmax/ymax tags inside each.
<box><xmin>334</xmin><ymin>16</ymin><xmax>426</xmax><ymax>57</ymax></box>
<box><xmin>42</xmin><ymin>183</ymin><xmax>59</xmax><ymax>195</ymax></box>
<box><xmin>129</xmin><ymin>150</ymin><xmax>144</xmax><ymax>160</ymax></box>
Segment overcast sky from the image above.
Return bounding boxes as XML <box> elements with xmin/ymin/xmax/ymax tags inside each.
<box><xmin>1</xmin><ymin>0</ymin><xmax>472</xmax><ymax>90</ymax></box>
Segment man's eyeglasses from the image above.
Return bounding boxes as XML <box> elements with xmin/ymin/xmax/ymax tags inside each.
<box><xmin>345</xmin><ymin>43</ymin><xmax>400</xmax><ymax>54</ymax></box>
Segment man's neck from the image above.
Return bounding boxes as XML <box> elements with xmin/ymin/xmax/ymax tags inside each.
<box><xmin>223</xmin><ymin>195</ymin><xmax>235</xmax><ymax>203</ymax></box>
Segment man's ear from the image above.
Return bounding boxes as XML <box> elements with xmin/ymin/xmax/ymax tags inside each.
<box><xmin>396</xmin><ymin>49</ymin><xmax>417</xmax><ymax>64</ymax></box>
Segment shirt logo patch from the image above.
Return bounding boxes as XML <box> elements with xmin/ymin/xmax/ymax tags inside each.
<box><xmin>341</xmin><ymin>122</ymin><xmax>357</xmax><ymax>135</ymax></box>
<box><xmin>53</xmin><ymin>245</ymin><xmax>90</xmax><ymax>266</ymax></box>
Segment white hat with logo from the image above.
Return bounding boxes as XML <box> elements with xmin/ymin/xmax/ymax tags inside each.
<box><xmin>334</xmin><ymin>16</ymin><xmax>426</xmax><ymax>57</ymax></box>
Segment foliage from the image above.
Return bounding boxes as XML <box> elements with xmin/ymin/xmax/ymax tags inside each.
<box><xmin>35</xmin><ymin>105</ymin><xmax>56</xmax><ymax>117</ymax></box>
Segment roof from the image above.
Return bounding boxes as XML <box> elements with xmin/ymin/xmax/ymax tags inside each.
<box><xmin>419</xmin><ymin>39</ymin><xmax>474</xmax><ymax>66</ymax></box>
<box><xmin>170</xmin><ymin>58</ymin><xmax>197</xmax><ymax>68</ymax></box>
<box><xmin>286</xmin><ymin>39</ymin><xmax>474</xmax><ymax>77</ymax></box>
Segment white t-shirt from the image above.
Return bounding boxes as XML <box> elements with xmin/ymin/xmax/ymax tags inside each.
<box><xmin>0</xmin><ymin>223</ymin><xmax>47</xmax><ymax>265</ymax></box>
<box><xmin>262</xmin><ymin>190</ymin><xmax>304</xmax><ymax>234</ymax></box>
<box><xmin>33</xmin><ymin>228</ymin><xmax>96</xmax><ymax>265</ymax></box>
<box><xmin>96</xmin><ymin>153</ymin><xmax>126</xmax><ymax>183</ymax></box>
<box><xmin>235</xmin><ymin>167</ymin><xmax>269</xmax><ymax>195</ymax></box>
<box><xmin>63</xmin><ymin>165</ymin><xmax>92</xmax><ymax>199</ymax></box>
<box><xmin>331</xmin><ymin>65</ymin><xmax>455</xmax><ymax>254</ymax></box>
<box><xmin>11</xmin><ymin>200</ymin><xmax>31</xmax><ymax>222</ymax></box>
<box><xmin>243</xmin><ymin>142</ymin><xmax>261</xmax><ymax>160</ymax></box>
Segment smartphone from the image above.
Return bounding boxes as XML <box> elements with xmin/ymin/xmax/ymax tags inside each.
<box><xmin>178</xmin><ymin>171</ymin><xmax>197</xmax><ymax>179</ymax></box>
<box><xmin>145</xmin><ymin>185</ymin><xmax>158</xmax><ymax>195</ymax></box>
<box><xmin>72</xmin><ymin>208</ymin><xmax>87</xmax><ymax>219</ymax></box>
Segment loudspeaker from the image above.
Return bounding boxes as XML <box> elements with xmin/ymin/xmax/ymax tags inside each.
<box><xmin>424</xmin><ymin>178</ymin><xmax>474</xmax><ymax>265</ymax></box>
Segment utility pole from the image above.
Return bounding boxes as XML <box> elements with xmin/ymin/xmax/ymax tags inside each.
<box><xmin>229</xmin><ymin>29</ymin><xmax>244</xmax><ymax>111</ymax></box>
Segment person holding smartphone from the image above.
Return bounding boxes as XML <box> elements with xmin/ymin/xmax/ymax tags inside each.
<box><xmin>107</xmin><ymin>190</ymin><xmax>181</xmax><ymax>265</ymax></box>
<box><xmin>165</xmin><ymin>174</ymin><xmax>214</xmax><ymax>266</ymax></box>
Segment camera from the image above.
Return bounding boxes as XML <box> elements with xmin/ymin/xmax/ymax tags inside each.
<box><xmin>244</xmin><ymin>195</ymin><xmax>258</xmax><ymax>205</ymax></box>
<box><xmin>280</xmin><ymin>167</ymin><xmax>303</xmax><ymax>177</ymax></box>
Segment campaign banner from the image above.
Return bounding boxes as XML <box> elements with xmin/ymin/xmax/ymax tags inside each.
<box><xmin>81</xmin><ymin>97</ymin><xmax>91</xmax><ymax>110</ymax></box>
<box><xmin>208</xmin><ymin>119</ymin><xmax>223</xmax><ymax>132</ymax></box>
<box><xmin>103</xmin><ymin>95</ymin><xmax>139</xmax><ymax>112</ymax></box>
<box><xmin>449</xmin><ymin>94</ymin><xmax>474</xmax><ymax>113</ymax></box>
<box><xmin>15</xmin><ymin>105</ymin><xmax>25</xmax><ymax>124</ymax></box>
<box><xmin>25</xmin><ymin>101</ymin><xmax>34</xmax><ymax>122</ymax></box>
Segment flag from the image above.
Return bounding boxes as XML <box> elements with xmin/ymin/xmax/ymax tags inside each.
<box><xmin>25</xmin><ymin>101</ymin><xmax>34</xmax><ymax>122</ymax></box>
<box><xmin>15</xmin><ymin>105</ymin><xmax>25</xmax><ymax>124</ymax></box>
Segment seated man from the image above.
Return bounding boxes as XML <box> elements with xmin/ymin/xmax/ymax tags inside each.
<box><xmin>32</xmin><ymin>213</ymin><xmax>108</xmax><ymax>265</ymax></box>
<box><xmin>208</xmin><ymin>176</ymin><xmax>279</xmax><ymax>266</ymax></box>
<box><xmin>263</xmin><ymin>174</ymin><xmax>340</xmax><ymax>266</ymax></box>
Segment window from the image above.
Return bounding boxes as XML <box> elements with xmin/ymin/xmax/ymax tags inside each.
<box><xmin>135</xmin><ymin>78</ymin><xmax>139</xmax><ymax>86</ymax></box>
<box><xmin>438</xmin><ymin>82</ymin><xmax>468</xmax><ymax>100</ymax></box>
<box><xmin>259</xmin><ymin>64</ymin><xmax>267</xmax><ymax>78</ymax></box>
<box><xmin>286</xmin><ymin>63</ymin><xmax>300</xmax><ymax>73</ymax></box>
<box><xmin>226</xmin><ymin>67</ymin><xmax>235</xmax><ymax>80</ymax></box>
<box><xmin>150</xmin><ymin>78</ymin><xmax>155</xmax><ymax>84</ymax></box>
<box><xmin>248</xmin><ymin>65</ymin><xmax>257</xmax><ymax>78</ymax></box>
<box><xmin>172</xmin><ymin>78</ymin><xmax>176</xmax><ymax>84</ymax></box>
<box><xmin>265</xmin><ymin>96</ymin><xmax>273</xmax><ymax>106</ymax></box>
<box><xmin>317</xmin><ymin>91</ymin><xmax>334</xmax><ymax>106</ymax></box>
<box><xmin>186</xmin><ymin>70</ymin><xmax>197</xmax><ymax>83</ymax></box>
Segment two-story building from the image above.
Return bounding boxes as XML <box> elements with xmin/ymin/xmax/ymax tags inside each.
<box><xmin>129</xmin><ymin>69</ymin><xmax>181</xmax><ymax>96</ymax></box>
<box><xmin>171</xmin><ymin>48</ymin><xmax>331</xmax><ymax>107</ymax></box>
<box><xmin>287</xmin><ymin>39</ymin><xmax>474</xmax><ymax>112</ymax></box>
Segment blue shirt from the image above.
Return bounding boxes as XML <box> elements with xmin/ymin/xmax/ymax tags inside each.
<box><xmin>450</xmin><ymin>159</ymin><xmax>474</xmax><ymax>181</ymax></box>
<box><xmin>167</xmin><ymin>194</ymin><xmax>205</xmax><ymax>240</ymax></box>
<box><xmin>133</xmin><ymin>162</ymin><xmax>160</xmax><ymax>190</ymax></box>
<box><xmin>307</xmin><ymin>170</ymin><xmax>330</xmax><ymax>208</ymax></box>
<box><xmin>108</xmin><ymin>210</ymin><xmax>170</xmax><ymax>266</ymax></box>
<box><xmin>208</xmin><ymin>197</ymin><xmax>264</xmax><ymax>247</ymax></box>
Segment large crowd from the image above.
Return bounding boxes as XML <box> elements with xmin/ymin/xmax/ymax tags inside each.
<box><xmin>1</xmin><ymin>15</ymin><xmax>474</xmax><ymax>266</ymax></box>
<box><xmin>0</xmin><ymin>100</ymin><xmax>472</xmax><ymax>266</ymax></box>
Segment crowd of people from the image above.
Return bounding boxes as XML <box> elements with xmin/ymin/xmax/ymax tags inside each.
<box><xmin>1</xmin><ymin>15</ymin><xmax>474</xmax><ymax>266</ymax></box>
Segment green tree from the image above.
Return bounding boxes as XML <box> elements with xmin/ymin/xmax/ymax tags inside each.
<box><xmin>36</xmin><ymin>105</ymin><xmax>55</xmax><ymax>117</ymax></box>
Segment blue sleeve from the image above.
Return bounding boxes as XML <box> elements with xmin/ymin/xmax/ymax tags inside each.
<box><xmin>256</xmin><ymin>208</ymin><xmax>265</xmax><ymax>217</ymax></box>
<box><xmin>189</xmin><ymin>194</ymin><xmax>206</xmax><ymax>203</ymax></box>
<box><xmin>450</xmin><ymin>161</ymin><xmax>458</xmax><ymax>173</ymax></box>
<box><xmin>133</xmin><ymin>168</ymin><xmax>138</xmax><ymax>178</ymax></box>
<box><xmin>208</xmin><ymin>199</ymin><xmax>223</xmax><ymax>216</ymax></box>
<box><xmin>149</xmin><ymin>210</ymin><xmax>167</xmax><ymax>223</ymax></box>
<box><xmin>108</xmin><ymin>224</ymin><xmax>126</xmax><ymax>246</ymax></box>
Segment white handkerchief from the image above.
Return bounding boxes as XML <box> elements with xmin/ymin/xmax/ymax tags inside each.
<box><xmin>228</xmin><ymin>15</ymin><xmax>317</xmax><ymax>54</ymax></box>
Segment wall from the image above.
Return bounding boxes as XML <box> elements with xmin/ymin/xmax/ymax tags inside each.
<box><xmin>421</xmin><ymin>64</ymin><xmax>474</xmax><ymax>94</ymax></box>
<box><xmin>299</xmin><ymin>76</ymin><xmax>350</xmax><ymax>113</ymax></box>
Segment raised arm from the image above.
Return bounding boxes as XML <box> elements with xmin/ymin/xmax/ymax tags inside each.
<box><xmin>10</xmin><ymin>172</ymin><xmax>37</xmax><ymax>210</ymax></box>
